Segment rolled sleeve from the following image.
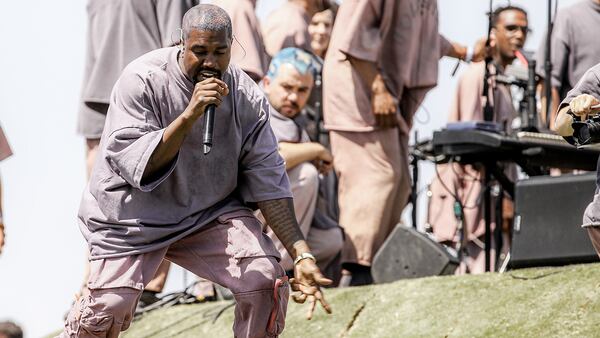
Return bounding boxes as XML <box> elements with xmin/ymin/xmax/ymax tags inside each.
<box><xmin>337</xmin><ymin>0</ymin><xmax>383</xmax><ymax>63</ymax></box>
<box><xmin>559</xmin><ymin>67</ymin><xmax>600</xmax><ymax>111</ymax></box>
<box><xmin>238</xmin><ymin>101</ymin><xmax>292</xmax><ymax>203</ymax></box>
<box><xmin>105</xmin><ymin>127</ymin><xmax>178</xmax><ymax>192</ymax></box>
<box><xmin>439</xmin><ymin>34</ymin><xmax>452</xmax><ymax>59</ymax></box>
<box><xmin>549</xmin><ymin>12</ymin><xmax>571</xmax><ymax>89</ymax></box>
<box><xmin>102</xmin><ymin>70</ymin><xmax>177</xmax><ymax>192</ymax></box>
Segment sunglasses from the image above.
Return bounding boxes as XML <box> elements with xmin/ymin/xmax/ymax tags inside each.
<box><xmin>503</xmin><ymin>24</ymin><xmax>531</xmax><ymax>34</ymax></box>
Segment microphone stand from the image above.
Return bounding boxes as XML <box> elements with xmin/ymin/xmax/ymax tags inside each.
<box><xmin>410</xmin><ymin>131</ymin><xmax>419</xmax><ymax>229</ymax></box>
<box><xmin>525</xmin><ymin>59</ymin><xmax>539</xmax><ymax>132</ymax></box>
<box><xmin>482</xmin><ymin>0</ymin><xmax>494</xmax><ymax>124</ymax></box>
<box><xmin>544</xmin><ymin>0</ymin><xmax>554</xmax><ymax>128</ymax></box>
<box><xmin>482</xmin><ymin>0</ymin><xmax>495</xmax><ymax>272</ymax></box>
<box><xmin>314</xmin><ymin>71</ymin><xmax>323</xmax><ymax>144</ymax></box>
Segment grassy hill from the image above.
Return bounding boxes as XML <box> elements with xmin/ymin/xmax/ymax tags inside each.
<box><xmin>108</xmin><ymin>263</ymin><xmax>600</xmax><ymax>338</ymax></box>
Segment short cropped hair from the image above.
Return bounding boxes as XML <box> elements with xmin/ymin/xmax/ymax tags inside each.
<box><xmin>182</xmin><ymin>4</ymin><xmax>232</xmax><ymax>40</ymax></box>
<box><xmin>491</xmin><ymin>5</ymin><xmax>528</xmax><ymax>27</ymax></box>
<box><xmin>266</xmin><ymin>48</ymin><xmax>318</xmax><ymax>80</ymax></box>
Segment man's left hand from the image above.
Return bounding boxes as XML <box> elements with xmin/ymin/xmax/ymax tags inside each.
<box><xmin>290</xmin><ymin>259</ymin><xmax>333</xmax><ymax>320</ymax></box>
<box><xmin>314</xmin><ymin>146</ymin><xmax>333</xmax><ymax>175</ymax></box>
<box><xmin>471</xmin><ymin>37</ymin><xmax>490</xmax><ymax>62</ymax></box>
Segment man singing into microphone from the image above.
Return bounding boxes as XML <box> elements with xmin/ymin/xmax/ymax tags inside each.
<box><xmin>60</xmin><ymin>4</ymin><xmax>331</xmax><ymax>337</ymax></box>
<box><xmin>428</xmin><ymin>5</ymin><xmax>528</xmax><ymax>274</ymax></box>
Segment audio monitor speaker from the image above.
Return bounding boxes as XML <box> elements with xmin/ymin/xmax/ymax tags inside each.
<box><xmin>510</xmin><ymin>173</ymin><xmax>599</xmax><ymax>268</ymax></box>
<box><xmin>372</xmin><ymin>225</ymin><xmax>458</xmax><ymax>283</ymax></box>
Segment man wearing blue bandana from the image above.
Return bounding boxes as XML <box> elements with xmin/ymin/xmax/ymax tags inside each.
<box><xmin>261</xmin><ymin>48</ymin><xmax>344</xmax><ymax>278</ymax></box>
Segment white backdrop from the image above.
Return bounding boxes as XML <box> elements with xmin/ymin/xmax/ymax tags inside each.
<box><xmin>0</xmin><ymin>0</ymin><xmax>579</xmax><ymax>336</ymax></box>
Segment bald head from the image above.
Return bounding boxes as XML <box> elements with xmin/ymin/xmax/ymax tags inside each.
<box><xmin>182</xmin><ymin>4</ymin><xmax>232</xmax><ymax>41</ymax></box>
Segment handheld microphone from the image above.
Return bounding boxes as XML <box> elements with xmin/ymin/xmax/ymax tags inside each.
<box><xmin>201</xmin><ymin>72</ymin><xmax>220</xmax><ymax>155</ymax></box>
<box><xmin>203</xmin><ymin>104</ymin><xmax>215</xmax><ymax>155</ymax></box>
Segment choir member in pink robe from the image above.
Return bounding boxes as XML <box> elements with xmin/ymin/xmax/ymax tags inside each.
<box><xmin>428</xmin><ymin>6</ymin><xmax>527</xmax><ymax>273</ymax></box>
<box><xmin>323</xmin><ymin>0</ymin><xmax>485</xmax><ymax>285</ymax></box>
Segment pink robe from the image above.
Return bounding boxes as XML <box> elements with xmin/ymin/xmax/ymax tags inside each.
<box><xmin>210</xmin><ymin>0</ymin><xmax>269</xmax><ymax>80</ymax></box>
<box><xmin>428</xmin><ymin>62</ymin><xmax>517</xmax><ymax>273</ymax></box>
<box><xmin>262</xmin><ymin>1</ymin><xmax>312</xmax><ymax>57</ymax></box>
<box><xmin>323</xmin><ymin>0</ymin><xmax>448</xmax><ymax>268</ymax></box>
<box><xmin>323</xmin><ymin>0</ymin><xmax>450</xmax><ymax>133</ymax></box>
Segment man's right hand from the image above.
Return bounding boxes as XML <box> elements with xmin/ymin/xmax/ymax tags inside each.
<box><xmin>372</xmin><ymin>90</ymin><xmax>399</xmax><ymax>129</ymax></box>
<box><xmin>184</xmin><ymin>77</ymin><xmax>229</xmax><ymax>120</ymax></box>
<box><xmin>569</xmin><ymin>94</ymin><xmax>600</xmax><ymax>120</ymax></box>
<box><xmin>371</xmin><ymin>74</ymin><xmax>399</xmax><ymax>129</ymax></box>
<box><xmin>314</xmin><ymin>145</ymin><xmax>333</xmax><ymax>174</ymax></box>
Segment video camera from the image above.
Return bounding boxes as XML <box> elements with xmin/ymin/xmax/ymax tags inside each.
<box><xmin>572</xmin><ymin>114</ymin><xmax>600</xmax><ymax>145</ymax></box>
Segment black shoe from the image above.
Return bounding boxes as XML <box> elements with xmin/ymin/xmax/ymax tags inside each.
<box><xmin>343</xmin><ymin>263</ymin><xmax>374</xmax><ymax>286</ymax></box>
<box><xmin>138</xmin><ymin>290</ymin><xmax>161</xmax><ymax>308</ymax></box>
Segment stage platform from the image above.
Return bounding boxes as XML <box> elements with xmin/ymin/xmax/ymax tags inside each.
<box><xmin>49</xmin><ymin>262</ymin><xmax>600</xmax><ymax>338</ymax></box>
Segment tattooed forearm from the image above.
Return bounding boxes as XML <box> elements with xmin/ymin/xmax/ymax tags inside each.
<box><xmin>257</xmin><ymin>198</ymin><xmax>305</xmax><ymax>256</ymax></box>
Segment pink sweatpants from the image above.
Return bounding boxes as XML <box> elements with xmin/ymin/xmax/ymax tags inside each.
<box><xmin>59</xmin><ymin>210</ymin><xmax>289</xmax><ymax>338</ymax></box>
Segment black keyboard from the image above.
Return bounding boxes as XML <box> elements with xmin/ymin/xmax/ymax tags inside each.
<box><xmin>429</xmin><ymin>129</ymin><xmax>600</xmax><ymax>173</ymax></box>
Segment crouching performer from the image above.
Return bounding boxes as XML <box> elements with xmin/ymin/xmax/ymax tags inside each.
<box><xmin>554</xmin><ymin>63</ymin><xmax>600</xmax><ymax>258</ymax></box>
<box><xmin>60</xmin><ymin>5</ymin><xmax>331</xmax><ymax>338</ymax></box>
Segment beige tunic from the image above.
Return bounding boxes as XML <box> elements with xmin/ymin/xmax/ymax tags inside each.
<box><xmin>322</xmin><ymin>0</ymin><xmax>451</xmax><ymax>133</ymax></box>
<box><xmin>262</xmin><ymin>1</ymin><xmax>312</xmax><ymax>57</ymax></box>
<box><xmin>324</xmin><ymin>0</ymin><xmax>448</xmax><ymax>268</ymax></box>
<box><xmin>209</xmin><ymin>0</ymin><xmax>269</xmax><ymax>80</ymax></box>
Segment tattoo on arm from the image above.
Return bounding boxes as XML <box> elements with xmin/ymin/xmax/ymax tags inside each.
<box><xmin>257</xmin><ymin>198</ymin><xmax>305</xmax><ymax>255</ymax></box>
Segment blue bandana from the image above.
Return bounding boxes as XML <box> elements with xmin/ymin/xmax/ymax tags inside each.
<box><xmin>267</xmin><ymin>48</ymin><xmax>318</xmax><ymax>79</ymax></box>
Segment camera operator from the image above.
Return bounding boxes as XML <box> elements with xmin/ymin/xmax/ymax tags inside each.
<box><xmin>554</xmin><ymin>63</ymin><xmax>600</xmax><ymax>257</ymax></box>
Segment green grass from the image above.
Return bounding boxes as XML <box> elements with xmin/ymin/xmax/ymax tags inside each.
<box><xmin>52</xmin><ymin>263</ymin><xmax>600</xmax><ymax>338</ymax></box>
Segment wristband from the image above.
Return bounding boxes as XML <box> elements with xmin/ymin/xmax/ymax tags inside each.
<box><xmin>465</xmin><ymin>46</ymin><xmax>473</xmax><ymax>63</ymax></box>
<box><xmin>293</xmin><ymin>252</ymin><xmax>316</xmax><ymax>266</ymax></box>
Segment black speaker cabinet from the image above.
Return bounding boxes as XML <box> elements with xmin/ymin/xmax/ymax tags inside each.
<box><xmin>372</xmin><ymin>225</ymin><xmax>458</xmax><ymax>283</ymax></box>
<box><xmin>510</xmin><ymin>173</ymin><xmax>599</xmax><ymax>268</ymax></box>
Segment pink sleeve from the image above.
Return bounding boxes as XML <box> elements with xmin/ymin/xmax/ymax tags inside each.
<box><xmin>155</xmin><ymin>0</ymin><xmax>195</xmax><ymax>47</ymax></box>
<box><xmin>0</xmin><ymin>126</ymin><xmax>13</xmax><ymax>161</ymax></box>
<box><xmin>439</xmin><ymin>34</ymin><xmax>452</xmax><ymax>59</ymax></box>
<box><xmin>448</xmin><ymin>63</ymin><xmax>485</xmax><ymax>122</ymax></box>
<box><xmin>230</xmin><ymin>4</ymin><xmax>268</xmax><ymax>78</ymax></box>
<box><xmin>336</xmin><ymin>0</ymin><xmax>385</xmax><ymax>62</ymax></box>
